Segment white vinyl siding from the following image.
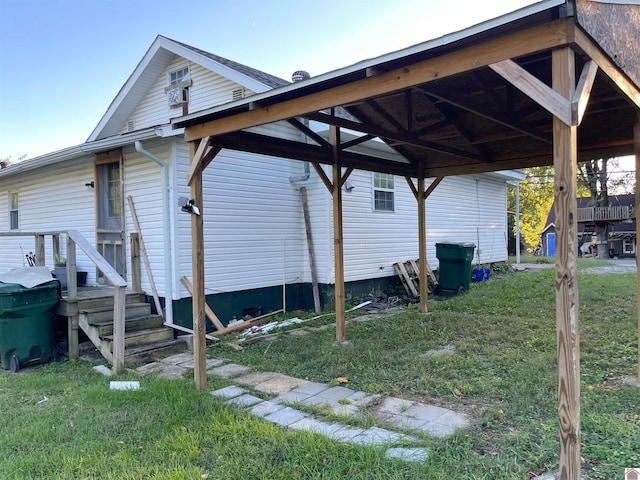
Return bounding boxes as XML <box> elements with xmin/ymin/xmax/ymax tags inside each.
<box><xmin>122</xmin><ymin>57</ymin><xmax>256</xmax><ymax>134</ymax></box>
<box><xmin>328</xmin><ymin>173</ymin><xmax>509</xmax><ymax>283</ymax></box>
<box><xmin>122</xmin><ymin>141</ymin><xmax>167</xmax><ymax>294</ymax></box>
<box><xmin>174</xmin><ymin>139</ymin><xmax>305</xmax><ymax>297</ymax></box>
<box><xmin>0</xmin><ymin>159</ymin><xmax>97</xmax><ymax>281</ymax></box>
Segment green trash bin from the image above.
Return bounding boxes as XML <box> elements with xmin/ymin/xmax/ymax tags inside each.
<box><xmin>0</xmin><ymin>280</ymin><xmax>59</xmax><ymax>372</ymax></box>
<box><xmin>435</xmin><ymin>242</ymin><xmax>476</xmax><ymax>295</ymax></box>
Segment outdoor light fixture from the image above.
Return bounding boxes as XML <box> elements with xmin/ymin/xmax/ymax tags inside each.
<box><xmin>85</xmin><ymin>181</ymin><xmax>94</xmax><ymax>188</ymax></box>
<box><xmin>344</xmin><ymin>181</ymin><xmax>355</xmax><ymax>192</ymax></box>
<box><xmin>178</xmin><ymin>196</ymin><xmax>200</xmax><ymax>215</ymax></box>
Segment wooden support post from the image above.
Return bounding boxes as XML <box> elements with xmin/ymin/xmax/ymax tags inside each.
<box><xmin>331</xmin><ymin>126</ymin><xmax>346</xmax><ymax>342</ymax></box>
<box><xmin>52</xmin><ymin>233</ymin><xmax>60</xmax><ymax>265</ymax></box>
<box><xmin>66</xmin><ymin>235</ymin><xmax>78</xmax><ymax>300</ymax></box>
<box><xmin>130</xmin><ymin>233</ymin><xmax>141</xmax><ymax>293</ymax></box>
<box><xmin>66</xmin><ymin>234</ymin><xmax>79</xmax><ymax>360</ymax></box>
<box><xmin>417</xmin><ymin>175</ymin><xmax>428</xmax><ymax>313</ymax></box>
<box><xmin>634</xmin><ymin>114</ymin><xmax>640</xmax><ymax>380</ymax></box>
<box><xmin>189</xmin><ymin>142</ymin><xmax>207</xmax><ymax>391</ymax></box>
<box><xmin>552</xmin><ymin>47</ymin><xmax>581</xmax><ymax>480</ymax></box>
<box><xmin>112</xmin><ymin>285</ymin><xmax>126</xmax><ymax>374</ymax></box>
<box><xmin>35</xmin><ymin>234</ymin><xmax>45</xmax><ymax>266</ymax></box>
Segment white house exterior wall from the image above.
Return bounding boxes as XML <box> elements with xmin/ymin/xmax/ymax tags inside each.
<box><xmin>122</xmin><ymin>140</ymin><xmax>168</xmax><ymax>294</ymax></box>
<box><xmin>0</xmin><ymin>159</ymin><xmax>97</xmax><ymax>281</ymax></box>
<box><xmin>311</xmin><ymin>171</ymin><xmax>510</xmax><ymax>284</ymax></box>
<box><xmin>122</xmin><ymin>57</ymin><xmax>254</xmax><ymax>135</ymax></box>
<box><xmin>173</xmin><ymin>139</ymin><xmax>306</xmax><ymax>299</ymax></box>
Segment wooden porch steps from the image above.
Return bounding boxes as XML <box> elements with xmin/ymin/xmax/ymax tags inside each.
<box><xmin>70</xmin><ymin>290</ymin><xmax>186</xmax><ymax>367</ymax></box>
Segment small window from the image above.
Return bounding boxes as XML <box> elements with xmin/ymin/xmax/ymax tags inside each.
<box><xmin>107</xmin><ymin>163</ymin><xmax>122</xmax><ymax>217</ymax></box>
<box><xmin>9</xmin><ymin>191</ymin><xmax>18</xmax><ymax>230</ymax></box>
<box><xmin>373</xmin><ymin>173</ymin><xmax>394</xmax><ymax>212</ymax></box>
<box><xmin>169</xmin><ymin>67</ymin><xmax>189</xmax><ymax>86</ymax></box>
<box><xmin>623</xmin><ymin>239</ymin><xmax>634</xmax><ymax>254</ymax></box>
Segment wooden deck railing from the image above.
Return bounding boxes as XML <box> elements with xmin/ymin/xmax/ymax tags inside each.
<box><xmin>576</xmin><ymin>205</ymin><xmax>635</xmax><ymax>223</ymax></box>
<box><xmin>0</xmin><ymin>230</ymin><xmax>138</xmax><ymax>374</ymax></box>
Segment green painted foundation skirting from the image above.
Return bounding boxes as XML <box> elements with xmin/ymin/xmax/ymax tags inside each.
<box><xmin>167</xmin><ymin>276</ymin><xmax>403</xmax><ymax>332</ymax></box>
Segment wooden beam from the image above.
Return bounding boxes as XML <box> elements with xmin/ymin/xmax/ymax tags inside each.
<box><xmin>309</xmin><ymin>110</ymin><xmax>485</xmax><ymax>161</ymax></box>
<box><xmin>340</xmin><ymin>167</ymin><xmax>354</xmax><ymax>187</ymax></box>
<box><xmin>404</xmin><ymin>176</ymin><xmax>419</xmax><ymax>200</ymax></box>
<box><xmin>635</xmin><ymin>114</ymin><xmax>640</xmax><ymax>380</ymax></box>
<box><xmin>189</xmin><ymin>142</ymin><xmax>207</xmax><ymax>391</ymax></box>
<box><xmin>552</xmin><ymin>46</ymin><xmax>581</xmax><ymax>480</ymax></box>
<box><xmin>183</xmin><ymin>19</ymin><xmax>573</xmax><ymax>141</ymax></box>
<box><xmin>573</xmin><ymin>27</ymin><xmax>640</xmax><ymax>109</ymax></box>
<box><xmin>186</xmin><ymin>136</ymin><xmax>211</xmax><ymax>186</ymax></box>
<box><xmin>130</xmin><ymin>233</ymin><xmax>141</xmax><ymax>293</ymax></box>
<box><xmin>312</xmin><ymin>162</ymin><xmax>334</xmax><ymax>193</ymax></box>
<box><xmin>490</xmin><ymin>59</ymin><xmax>572</xmax><ymax>126</ymax></box>
<box><xmin>180</xmin><ymin>276</ymin><xmax>225</xmax><ymax>331</ymax></box>
<box><xmin>572</xmin><ymin>60</ymin><xmax>598</xmax><ymax>126</ymax></box>
<box><xmin>35</xmin><ymin>234</ymin><xmax>45</xmax><ymax>266</ymax></box>
<box><xmin>420</xmin><ymin>86</ymin><xmax>552</xmax><ymax>144</ymax></box>
<box><xmin>331</xmin><ymin>126</ymin><xmax>346</xmax><ymax>342</ymax></box>
<box><xmin>417</xmin><ymin>174</ymin><xmax>428</xmax><ymax>313</ymax></box>
<box><xmin>424</xmin><ymin>176</ymin><xmax>444</xmax><ymax>199</ymax></box>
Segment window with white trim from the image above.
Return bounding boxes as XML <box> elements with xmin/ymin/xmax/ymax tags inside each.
<box><xmin>169</xmin><ymin>66</ymin><xmax>189</xmax><ymax>86</ymax></box>
<box><xmin>373</xmin><ymin>172</ymin><xmax>394</xmax><ymax>211</ymax></box>
<box><xmin>9</xmin><ymin>191</ymin><xmax>18</xmax><ymax>230</ymax></box>
<box><xmin>623</xmin><ymin>238</ymin><xmax>635</xmax><ymax>254</ymax></box>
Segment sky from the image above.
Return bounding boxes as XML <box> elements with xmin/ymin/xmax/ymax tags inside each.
<box><xmin>0</xmin><ymin>0</ymin><xmax>548</xmax><ymax>162</ymax></box>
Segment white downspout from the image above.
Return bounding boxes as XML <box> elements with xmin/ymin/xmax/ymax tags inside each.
<box><xmin>134</xmin><ymin>141</ymin><xmax>174</xmax><ymax>325</ymax></box>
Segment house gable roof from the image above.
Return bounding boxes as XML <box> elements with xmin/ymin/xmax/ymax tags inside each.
<box><xmin>88</xmin><ymin>35</ymin><xmax>289</xmax><ymax>142</ymax></box>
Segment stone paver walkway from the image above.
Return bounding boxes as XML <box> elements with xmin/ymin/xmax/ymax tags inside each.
<box><xmin>134</xmin><ymin>354</ymin><xmax>472</xmax><ymax>462</ymax></box>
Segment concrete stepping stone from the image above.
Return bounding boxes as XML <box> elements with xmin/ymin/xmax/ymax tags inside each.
<box><xmin>315</xmin><ymin>386</ymin><xmax>356</xmax><ymax>402</ymax></box>
<box><xmin>248</xmin><ymin>400</ymin><xmax>286</xmax><ymax>417</ymax></box>
<box><xmin>209</xmin><ymin>363</ymin><xmax>252</xmax><ymax>378</ymax></box>
<box><xmin>227</xmin><ymin>393</ymin><xmax>263</xmax><ymax>408</ymax></box>
<box><xmin>263</xmin><ymin>406</ymin><xmax>308</xmax><ymax>427</ymax></box>
<box><xmin>352</xmin><ymin>427</ymin><xmax>412</xmax><ymax>446</ymax></box>
<box><xmin>157</xmin><ymin>364</ymin><xmax>189</xmax><ymax>380</ymax></box>
<box><xmin>210</xmin><ymin>385</ymin><xmax>246</xmax><ymax>399</ymax></box>
<box><xmin>385</xmin><ymin>447</ymin><xmax>429</xmax><ymax>462</ymax></box>
<box><xmin>251</xmin><ymin>373</ymin><xmax>308</xmax><ymax>394</ymax></box>
<box><xmin>136</xmin><ymin>362</ymin><xmax>163</xmax><ymax>376</ymax></box>
<box><xmin>377</xmin><ymin>396</ymin><xmax>414</xmax><ymax>415</ymax></box>
<box><xmin>291</xmin><ymin>381</ymin><xmax>330</xmax><ymax>396</ymax></box>
<box><xmin>160</xmin><ymin>352</ymin><xmax>194</xmax><ymax>365</ymax></box>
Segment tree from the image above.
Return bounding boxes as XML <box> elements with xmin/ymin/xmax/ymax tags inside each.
<box><xmin>509</xmin><ymin>166</ymin><xmax>555</xmax><ymax>253</ymax></box>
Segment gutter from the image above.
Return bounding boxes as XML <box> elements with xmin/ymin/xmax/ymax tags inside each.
<box><xmin>0</xmin><ymin>129</ymin><xmax>158</xmax><ymax>179</ymax></box>
<box><xmin>134</xmin><ymin>140</ymin><xmax>174</xmax><ymax>325</ymax></box>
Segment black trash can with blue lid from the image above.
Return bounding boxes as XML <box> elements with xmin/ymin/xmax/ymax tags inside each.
<box><xmin>435</xmin><ymin>242</ymin><xmax>476</xmax><ymax>295</ymax></box>
<box><xmin>0</xmin><ymin>280</ymin><xmax>59</xmax><ymax>372</ymax></box>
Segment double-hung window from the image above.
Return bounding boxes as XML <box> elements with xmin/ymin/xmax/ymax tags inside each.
<box><xmin>373</xmin><ymin>173</ymin><xmax>394</xmax><ymax>212</ymax></box>
<box><xmin>9</xmin><ymin>192</ymin><xmax>18</xmax><ymax>230</ymax></box>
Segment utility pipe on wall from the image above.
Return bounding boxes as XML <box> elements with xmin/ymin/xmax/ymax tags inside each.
<box><xmin>134</xmin><ymin>141</ymin><xmax>174</xmax><ymax>325</ymax></box>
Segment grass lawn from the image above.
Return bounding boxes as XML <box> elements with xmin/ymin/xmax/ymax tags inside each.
<box><xmin>1</xmin><ymin>262</ymin><xmax>638</xmax><ymax>479</ymax></box>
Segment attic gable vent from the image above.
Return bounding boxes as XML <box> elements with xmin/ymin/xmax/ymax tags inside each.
<box><xmin>232</xmin><ymin>88</ymin><xmax>245</xmax><ymax>101</ymax></box>
<box><xmin>127</xmin><ymin>120</ymin><xmax>135</xmax><ymax>132</ymax></box>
